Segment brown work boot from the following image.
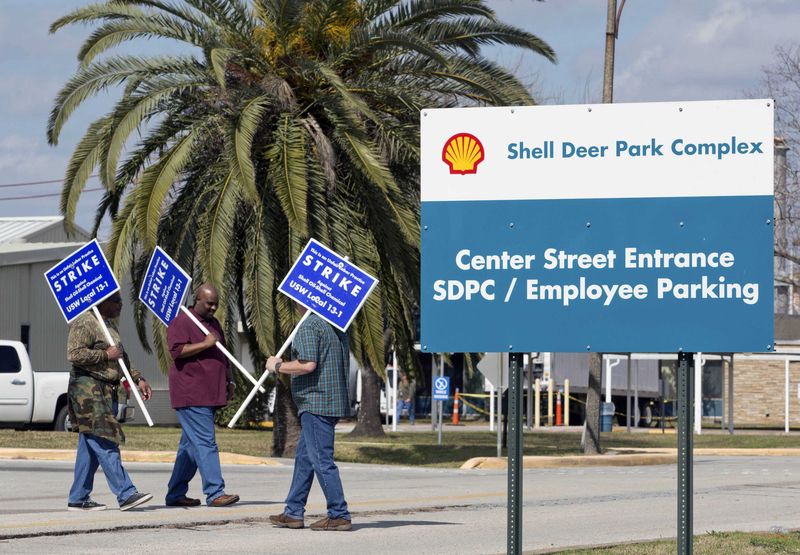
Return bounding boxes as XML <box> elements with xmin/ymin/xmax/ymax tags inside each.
<box><xmin>208</xmin><ymin>494</ymin><xmax>239</xmax><ymax>507</ymax></box>
<box><xmin>269</xmin><ymin>513</ymin><xmax>304</xmax><ymax>529</ymax></box>
<box><xmin>309</xmin><ymin>516</ymin><xmax>352</xmax><ymax>531</ymax></box>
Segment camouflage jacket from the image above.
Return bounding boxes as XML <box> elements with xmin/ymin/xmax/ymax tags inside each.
<box><xmin>67</xmin><ymin>312</ymin><xmax>142</xmax><ymax>445</ymax></box>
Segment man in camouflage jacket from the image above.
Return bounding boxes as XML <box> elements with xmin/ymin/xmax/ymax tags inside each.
<box><xmin>66</xmin><ymin>293</ymin><xmax>153</xmax><ymax>512</ymax></box>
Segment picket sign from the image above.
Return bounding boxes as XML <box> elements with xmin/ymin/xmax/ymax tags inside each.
<box><xmin>228</xmin><ymin>239</ymin><xmax>378</xmax><ymax>428</ymax></box>
<box><xmin>91</xmin><ymin>306</ymin><xmax>154</xmax><ymax>426</ymax></box>
<box><xmin>42</xmin><ymin>239</ymin><xmax>154</xmax><ymax>426</ymax></box>
<box><xmin>178</xmin><ymin>306</ymin><xmax>265</xmax><ymax>393</ymax></box>
<box><xmin>138</xmin><ymin>246</ymin><xmax>264</xmax><ymax>393</ymax></box>
<box><xmin>226</xmin><ymin>310</ymin><xmax>311</xmax><ymax>428</ymax></box>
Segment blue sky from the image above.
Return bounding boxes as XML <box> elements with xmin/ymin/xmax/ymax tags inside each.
<box><xmin>1</xmin><ymin>0</ymin><xmax>798</xmax><ymax>233</ymax></box>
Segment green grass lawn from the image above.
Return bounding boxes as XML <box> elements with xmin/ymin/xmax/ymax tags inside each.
<box><xmin>3</xmin><ymin>426</ymin><xmax>800</xmax><ymax>468</ymax></box>
<box><xmin>554</xmin><ymin>530</ymin><xmax>800</xmax><ymax>554</ymax></box>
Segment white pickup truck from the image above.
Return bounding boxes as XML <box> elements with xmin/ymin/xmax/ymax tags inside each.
<box><xmin>0</xmin><ymin>340</ymin><xmax>72</xmax><ymax>431</ymax></box>
<box><xmin>0</xmin><ymin>340</ymin><xmax>133</xmax><ymax>432</ymax></box>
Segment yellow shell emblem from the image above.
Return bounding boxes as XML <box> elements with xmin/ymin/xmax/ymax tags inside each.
<box><xmin>442</xmin><ymin>133</ymin><xmax>484</xmax><ymax>174</ymax></box>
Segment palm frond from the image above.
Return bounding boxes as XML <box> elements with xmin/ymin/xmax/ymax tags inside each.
<box><xmin>50</xmin><ymin>2</ymin><xmax>146</xmax><ymax>34</ymax></box>
<box><xmin>266</xmin><ymin>115</ymin><xmax>309</xmax><ymax>235</ymax></box>
<box><xmin>78</xmin><ymin>15</ymin><xmax>211</xmax><ymax>67</ymax></box>
<box><xmin>105</xmin><ymin>76</ymin><xmax>205</xmax><ymax>183</ymax></box>
<box><xmin>243</xmin><ymin>220</ymin><xmax>277</xmax><ymax>353</ymax></box>
<box><xmin>230</xmin><ymin>95</ymin><xmax>269</xmax><ymax>202</ymax></box>
<box><xmin>107</xmin><ymin>192</ymin><xmax>138</xmax><ymax>277</ymax></box>
<box><xmin>48</xmin><ymin>55</ymin><xmax>203</xmax><ymax>145</ymax></box>
<box><xmin>135</xmin><ymin>126</ymin><xmax>203</xmax><ymax>248</ymax></box>
<box><xmin>60</xmin><ymin>116</ymin><xmax>112</xmax><ymax>232</ymax></box>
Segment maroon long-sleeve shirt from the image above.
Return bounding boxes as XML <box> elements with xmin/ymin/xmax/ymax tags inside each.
<box><xmin>167</xmin><ymin>307</ymin><xmax>230</xmax><ymax>409</ymax></box>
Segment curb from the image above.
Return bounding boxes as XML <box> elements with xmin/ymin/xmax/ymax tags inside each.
<box><xmin>460</xmin><ymin>447</ymin><xmax>800</xmax><ymax>469</ymax></box>
<box><xmin>0</xmin><ymin>448</ymin><xmax>281</xmax><ymax>466</ymax></box>
<box><xmin>461</xmin><ymin>453</ymin><xmax>676</xmax><ymax>469</ymax></box>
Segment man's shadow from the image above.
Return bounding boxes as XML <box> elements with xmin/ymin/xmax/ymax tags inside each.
<box><xmin>350</xmin><ymin>520</ymin><xmax>457</xmax><ymax>530</ymax></box>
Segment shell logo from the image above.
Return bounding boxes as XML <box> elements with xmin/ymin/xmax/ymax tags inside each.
<box><xmin>442</xmin><ymin>133</ymin><xmax>485</xmax><ymax>174</ymax></box>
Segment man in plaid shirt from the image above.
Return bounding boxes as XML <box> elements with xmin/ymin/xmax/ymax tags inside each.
<box><xmin>265</xmin><ymin>312</ymin><xmax>352</xmax><ymax>531</ymax></box>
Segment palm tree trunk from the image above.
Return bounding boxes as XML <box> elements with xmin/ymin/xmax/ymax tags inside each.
<box><xmin>349</xmin><ymin>365</ymin><xmax>386</xmax><ymax>437</ymax></box>
<box><xmin>582</xmin><ymin>353</ymin><xmax>602</xmax><ymax>454</ymax></box>
<box><xmin>271</xmin><ymin>376</ymin><xmax>301</xmax><ymax>457</ymax></box>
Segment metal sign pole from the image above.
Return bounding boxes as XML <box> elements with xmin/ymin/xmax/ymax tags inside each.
<box><xmin>497</xmin><ymin>355</ymin><xmax>503</xmax><ymax>457</ymax></box>
<box><xmin>508</xmin><ymin>352</ymin><xmax>523</xmax><ymax>555</ymax></box>
<box><xmin>437</xmin><ymin>399</ymin><xmax>443</xmax><ymax>445</ymax></box>
<box><xmin>431</xmin><ymin>355</ymin><xmax>437</xmax><ymax>432</ymax></box>
<box><xmin>677</xmin><ymin>351</ymin><xmax>694</xmax><ymax>554</ymax></box>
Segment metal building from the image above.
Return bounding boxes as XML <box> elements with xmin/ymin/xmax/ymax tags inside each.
<box><xmin>0</xmin><ymin>217</ymin><xmax>259</xmax><ymax>426</ymax></box>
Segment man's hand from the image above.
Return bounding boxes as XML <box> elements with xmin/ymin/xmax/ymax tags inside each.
<box><xmin>138</xmin><ymin>379</ymin><xmax>152</xmax><ymax>401</ymax></box>
<box><xmin>105</xmin><ymin>346</ymin><xmax>123</xmax><ymax>360</ymax></box>
<box><xmin>202</xmin><ymin>333</ymin><xmax>218</xmax><ymax>349</ymax></box>
<box><xmin>266</xmin><ymin>356</ymin><xmax>283</xmax><ymax>373</ymax></box>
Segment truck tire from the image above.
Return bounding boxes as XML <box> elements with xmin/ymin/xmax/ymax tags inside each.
<box><xmin>639</xmin><ymin>403</ymin><xmax>654</xmax><ymax>427</ymax></box>
<box><xmin>54</xmin><ymin>405</ymin><xmax>72</xmax><ymax>432</ymax></box>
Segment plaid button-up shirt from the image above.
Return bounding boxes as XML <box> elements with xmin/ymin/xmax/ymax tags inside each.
<box><xmin>290</xmin><ymin>314</ymin><xmax>350</xmax><ymax>417</ymax></box>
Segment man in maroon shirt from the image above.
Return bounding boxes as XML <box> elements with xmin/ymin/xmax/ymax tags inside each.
<box><xmin>165</xmin><ymin>283</ymin><xmax>239</xmax><ymax>507</ymax></box>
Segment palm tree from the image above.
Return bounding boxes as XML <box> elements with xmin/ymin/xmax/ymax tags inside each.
<box><xmin>48</xmin><ymin>0</ymin><xmax>555</xmax><ymax>452</ymax></box>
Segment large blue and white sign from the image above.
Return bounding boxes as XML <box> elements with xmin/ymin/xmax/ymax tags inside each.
<box><xmin>421</xmin><ymin>99</ymin><xmax>774</xmax><ymax>353</ymax></box>
<box><xmin>139</xmin><ymin>247</ymin><xmax>192</xmax><ymax>326</ymax></box>
<box><xmin>432</xmin><ymin>376</ymin><xmax>450</xmax><ymax>401</ymax></box>
<box><xmin>44</xmin><ymin>239</ymin><xmax>120</xmax><ymax>323</ymax></box>
<box><xmin>278</xmin><ymin>239</ymin><xmax>378</xmax><ymax>331</ymax></box>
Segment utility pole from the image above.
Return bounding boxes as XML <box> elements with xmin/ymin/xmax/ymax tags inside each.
<box><xmin>603</xmin><ymin>0</ymin><xmax>623</xmax><ymax>103</ymax></box>
<box><xmin>584</xmin><ymin>0</ymin><xmax>626</xmax><ymax>455</ymax></box>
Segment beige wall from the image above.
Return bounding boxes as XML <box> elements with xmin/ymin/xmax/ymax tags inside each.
<box><xmin>724</xmin><ymin>358</ymin><xmax>800</xmax><ymax>427</ymax></box>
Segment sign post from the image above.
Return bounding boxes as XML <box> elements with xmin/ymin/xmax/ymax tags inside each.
<box><xmin>138</xmin><ymin>247</ymin><xmax>264</xmax><ymax>393</ymax></box>
<box><xmin>677</xmin><ymin>351</ymin><xmax>694</xmax><ymax>553</ymax></box>
<box><xmin>508</xmin><ymin>352</ymin><xmax>524</xmax><ymax>554</ymax></box>
<box><xmin>44</xmin><ymin>239</ymin><xmax>153</xmax><ymax>426</ymax></box>
<box><xmin>228</xmin><ymin>239</ymin><xmax>378</xmax><ymax>428</ymax></box>
<box><xmin>432</xmin><ymin>375</ymin><xmax>449</xmax><ymax>446</ymax></box>
<box><xmin>421</xmin><ymin>99</ymin><xmax>775</xmax><ymax>555</ymax></box>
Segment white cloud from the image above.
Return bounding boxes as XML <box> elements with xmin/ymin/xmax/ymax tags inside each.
<box><xmin>0</xmin><ymin>135</ymin><xmax>67</xmax><ymax>177</ymax></box>
<box><xmin>695</xmin><ymin>2</ymin><xmax>749</xmax><ymax>45</ymax></box>
<box><xmin>614</xmin><ymin>0</ymin><xmax>800</xmax><ymax>102</ymax></box>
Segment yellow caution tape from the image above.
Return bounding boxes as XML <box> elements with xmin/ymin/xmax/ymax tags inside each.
<box><xmin>459</xmin><ymin>397</ymin><xmax>492</xmax><ymax>416</ymax></box>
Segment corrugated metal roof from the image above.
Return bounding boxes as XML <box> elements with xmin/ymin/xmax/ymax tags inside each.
<box><xmin>0</xmin><ymin>242</ymin><xmax>86</xmax><ymax>267</ymax></box>
<box><xmin>0</xmin><ymin>217</ymin><xmax>64</xmax><ymax>243</ymax></box>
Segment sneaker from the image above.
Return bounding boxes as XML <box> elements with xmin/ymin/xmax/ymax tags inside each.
<box><xmin>67</xmin><ymin>499</ymin><xmax>106</xmax><ymax>512</ymax></box>
<box><xmin>309</xmin><ymin>517</ymin><xmax>352</xmax><ymax>531</ymax></box>
<box><xmin>165</xmin><ymin>496</ymin><xmax>201</xmax><ymax>507</ymax></box>
<box><xmin>208</xmin><ymin>494</ymin><xmax>239</xmax><ymax>507</ymax></box>
<box><xmin>120</xmin><ymin>492</ymin><xmax>153</xmax><ymax>511</ymax></box>
<box><xmin>269</xmin><ymin>513</ymin><xmax>304</xmax><ymax>529</ymax></box>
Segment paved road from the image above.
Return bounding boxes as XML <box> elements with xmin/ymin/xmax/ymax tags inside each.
<box><xmin>1</xmin><ymin>456</ymin><xmax>800</xmax><ymax>554</ymax></box>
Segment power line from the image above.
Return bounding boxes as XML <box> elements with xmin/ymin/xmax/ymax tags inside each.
<box><xmin>0</xmin><ymin>174</ymin><xmax>99</xmax><ymax>189</ymax></box>
<box><xmin>0</xmin><ymin>187</ymin><xmax>104</xmax><ymax>202</ymax></box>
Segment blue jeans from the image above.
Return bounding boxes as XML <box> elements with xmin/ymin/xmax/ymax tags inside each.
<box><xmin>396</xmin><ymin>399</ymin><xmax>415</xmax><ymax>423</ymax></box>
<box><xmin>69</xmin><ymin>433</ymin><xmax>137</xmax><ymax>506</ymax></box>
<box><xmin>166</xmin><ymin>406</ymin><xmax>225</xmax><ymax>505</ymax></box>
<box><xmin>284</xmin><ymin>412</ymin><xmax>350</xmax><ymax>521</ymax></box>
